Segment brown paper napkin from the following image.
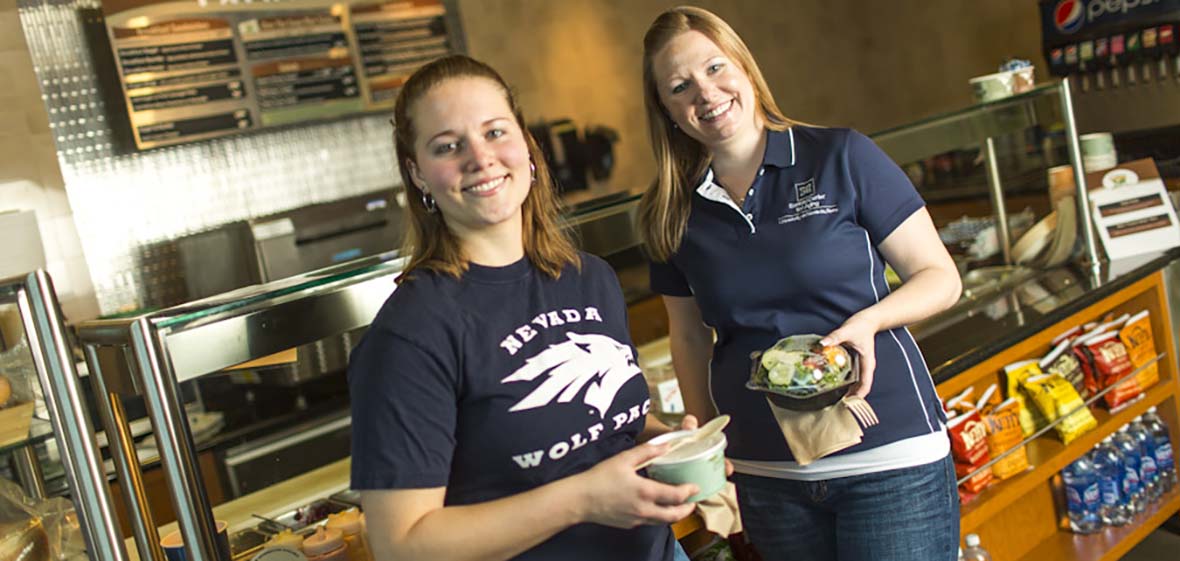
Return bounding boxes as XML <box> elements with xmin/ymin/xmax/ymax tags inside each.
<box><xmin>695</xmin><ymin>482</ymin><xmax>742</xmax><ymax>536</ymax></box>
<box><xmin>766</xmin><ymin>398</ymin><xmax>863</xmax><ymax>465</ymax></box>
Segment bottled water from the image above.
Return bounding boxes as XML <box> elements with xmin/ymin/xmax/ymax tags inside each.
<box><xmin>961</xmin><ymin>534</ymin><xmax>992</xmax><ymax>561</ymax></box>
<box><xmin>1061</xmin><ymin>456</ymin><xmax>1103</xmax><ymax>533</ymax></box>
<box><xmin>1091</xmin><ymin>439</ymin><xmax>1131</xmax><ymax>526</ymax></box>
<box><xmin>1129</xmin><ymin>419</ymin><xmax>1161</xmax><ymax>502</ymax></box>
<box><xmin>1114</xmin><ymin>427</ymin><xmax>1146</xmax><ymax>514</ymax></box>
<box><xmin>1143</xmin><ymin>406</ymin><xmax>1177</xmax><ymax>492</ymax></box>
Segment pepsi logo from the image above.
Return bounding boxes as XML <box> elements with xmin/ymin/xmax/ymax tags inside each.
<box><xmin>1055</xmin><ymin>0</ymin><xmax>1084</xmax><ymax>34</ymax></box>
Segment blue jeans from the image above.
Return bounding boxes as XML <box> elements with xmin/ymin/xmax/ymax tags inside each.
<box><xmin>733</xmin><ymin>454</ymin><xmax>960</xmax><ymax>561</ymax></box>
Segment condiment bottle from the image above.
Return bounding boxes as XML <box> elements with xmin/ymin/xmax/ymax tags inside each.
<box><xmin>325</xmin><ymin>509</ymin><xmax>371</xmax><ymax>561</ymax></box>
<box><xmin>302</xmin><ymin>527</ymin><xmax>347</xmax><ymax>561</ymax></box>
<box><xmin>266</xmin><ymin>529</ymin><xmax>304</xmax><ymax>552</ymax></box>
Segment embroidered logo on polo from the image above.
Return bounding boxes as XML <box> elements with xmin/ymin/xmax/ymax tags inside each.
<box><xmin>779</xmin><ymin>176</ymin><xmax>839</xmax><ymax>224</ymax></box>
<box><xmin>501</xmin><ymin>332</ymin><xmax>642</xmax><ymax>418</ymax></box>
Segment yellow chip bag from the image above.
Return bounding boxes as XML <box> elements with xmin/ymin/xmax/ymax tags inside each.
<box><xmin>1004</xmin><ymin>360</ymin><xmax>1049</xmax><ymax>437</ymax></box>
<box><xmin>1022</xmin><ymin>373</ymin><xmax>1097</xmax><ymax>444</ymax></box>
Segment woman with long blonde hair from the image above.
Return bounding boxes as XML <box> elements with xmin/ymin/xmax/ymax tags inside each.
<box><xmin>639</xmin><ymin>7</ymin><xmax>962</xmax><ymax>561</ymax></box>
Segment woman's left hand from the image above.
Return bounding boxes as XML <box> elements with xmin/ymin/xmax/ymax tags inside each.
<box><xmin>678</xmin><ymin>415</ymin><xmax>734</xmax><ymax>477</ymax></box>
<box><xmin>821</xmin><ymin>312</ymin><xmax>880</xmax><ymax>399</ymax></box>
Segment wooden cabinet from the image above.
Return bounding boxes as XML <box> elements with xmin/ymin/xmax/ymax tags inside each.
<box><xmin>936</xmin><ymin>271</ymin><xmax>1180</xmax><ymax>561</ymax></box>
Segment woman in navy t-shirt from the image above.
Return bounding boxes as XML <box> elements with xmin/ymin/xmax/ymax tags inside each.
<box><xmin>638</xmin><ymin>7</ymin><xmax>963</xmax><ymax>561</ymax></box>
<box><xmin>348</xmin><ymin>55</ymin><xmax>697</xmax><ymax>561</ymax></box>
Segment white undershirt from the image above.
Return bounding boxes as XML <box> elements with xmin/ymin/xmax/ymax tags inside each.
<box><xmin>730</xmin><ymin>428</ymin><xmax>950</xmax><ymax>481</ymax></box>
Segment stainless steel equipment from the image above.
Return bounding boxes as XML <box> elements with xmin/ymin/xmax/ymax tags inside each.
<box><xmin>222</xmin><ymin>413</ymin><xmax>351</xmax><ymax>498</ymax></box>
<box><xmin>175</xmin><ymin>189</ymin><xmax>404</xmax><ymax>386</ymax></box>
<box><xmin>1</xmin><ymin>271</ymin><xmax>128</xmax><ymax>561</ymax></box>
<box><xmin>77</xmin><ymin>253</ymin><xmax>407</xmax><ymax>561</ymax></box>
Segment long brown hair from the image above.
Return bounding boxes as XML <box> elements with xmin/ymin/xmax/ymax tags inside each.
<box><xmin>638</xmin><ymin>6</ymin><xmax>805</xmax><ymax>261</ymax></box>
<box><xmin>392</xmin><ymin>55</ymin><xmax>579</xmax><ymax>282</ymax></box>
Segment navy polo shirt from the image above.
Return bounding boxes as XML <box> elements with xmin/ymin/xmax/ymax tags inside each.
<box><xmin>650</xmin><ymin>126</ymin><xmax>947</xmax><ymax>462</ymax></box>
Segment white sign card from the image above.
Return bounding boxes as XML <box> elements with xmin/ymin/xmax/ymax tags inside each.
<box><xmin>1089</xmin><ymin>178</ymin><xmax>1180</xmax><ymax>260</ymax></box>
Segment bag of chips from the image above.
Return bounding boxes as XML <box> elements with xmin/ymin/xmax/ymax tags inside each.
<box><xmin>1040</xmin><ymin>337</ymin><xmax>1086</xmax><ymax>397</ymax></box>
<box><xmin>1021</xmin><ymin>373</ymin><xmax>1097</xmax><ymax>444</ymax></box>
<box><xmin>1081</xmin><ymin>331</ymin><xmax>1141</xmax><ymax>409</ymax></box>
<box><xmin>945</xmin><ymin>387</ymin><xmax>975</xmax><ymax>416</ymax></box>
<box><xmin>981</xmin><ymin>397</ymin><xmax>1030</xmax><ymax>479</ymax></box>
<box><xmin>1004</xmin><ymin>360</ymin><xmax>1049</xmax><ymax>436</ymax></box>
<box><xmin>948</xmin><ymin>408</ymin><xmax>993</xmax><ymax>493</ymax></box>
<box><xmin>974</xmin><ymin>383</ymin><xmax>1002</xmax><ymax>412</ymax></box>
<box><xmin>1119</xmin><ymin>310</ymin><xmax>1160</xmax><ymax>395</ymax></box>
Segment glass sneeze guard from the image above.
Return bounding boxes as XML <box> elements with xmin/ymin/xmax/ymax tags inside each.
<box><xmin>76</xmin><ymin>252</ymin><xmax>408</xmax><ymax>561</ymax></box>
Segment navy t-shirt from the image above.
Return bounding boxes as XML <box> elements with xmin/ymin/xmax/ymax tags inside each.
<box><xmin>349</xmin><ymin>253</ymin><xmax>675</xmax><ymax>561</ymax></box>
<box><xmin>651</xmin><ymin>126</ymin><xmax>947</xmax><ymax>462</ymax></box>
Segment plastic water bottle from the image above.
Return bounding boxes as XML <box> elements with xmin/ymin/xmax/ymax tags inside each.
<box><xmin>1061</xmin><ymin>456</ymin><xmax>1103</xmax><ymax>533</ymax></box>
<box><xmin>1091</xmin><ymin>439</ymin><xmax>1131</xmax><ymax>526</ymax></box>
<box><xmin>1129</xmin><ymin>419</ymin><xmax>1161</xmax><ymax>502</ymax></box>
<box><xmin>961</xmin><ymin>534</ymin><xmax>992</xmax><ymax>561</ymax></box>
<box><xmin>1114</xmin><ymin>427</ymin><xmax>1146</xmax><ymax>514</ymax></box>
<box><xmin>1143</xmin><ymin>406</ymin><xmax>1177</xmax><ymax>491</ymax></box>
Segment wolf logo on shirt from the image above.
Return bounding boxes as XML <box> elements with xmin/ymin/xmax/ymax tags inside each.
<box><xmin>501</xmin><ymin>332</ymin><xmax>642</xmax><ymax>418</ymax></box>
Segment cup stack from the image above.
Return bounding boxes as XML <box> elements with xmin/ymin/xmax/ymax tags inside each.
<box><xmin>1080</xmin><ymin>133</ymin><xmax>1117</xmax><ymax>173</ymax></box>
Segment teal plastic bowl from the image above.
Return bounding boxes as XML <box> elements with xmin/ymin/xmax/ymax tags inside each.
<box><xmin>646</xmin><ymin>429</ymin><xmax>728</xmax><ymax>502</ymax></box>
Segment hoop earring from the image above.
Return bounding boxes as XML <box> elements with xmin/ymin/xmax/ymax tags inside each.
<box><xmin>530</xmin><ymin>162</ymin><xmax>537</xmax><ymax>184</ymax></box>
<box><xmin>421</xmin><ymin>192</ymin><xmax>438</xmax><ymax>213</ymax></box>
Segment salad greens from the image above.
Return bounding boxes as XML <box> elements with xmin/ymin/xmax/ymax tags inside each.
<box><xmin>751</xmin><ymin>335</ymin><xmax>853</xmax><ymax>397</ymax></box>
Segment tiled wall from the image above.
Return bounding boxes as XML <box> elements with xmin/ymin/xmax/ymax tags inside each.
<box><xmin>0</xmin><ymin>0</ymin><xmax>1043</xmax><ymax>321</ymax></box>
<box><xmin>0</xmin><ymin>0</ymin><xmax>96</xmax><ymax>321</ymax></box>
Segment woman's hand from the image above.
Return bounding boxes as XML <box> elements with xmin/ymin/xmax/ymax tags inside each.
<box><xmin>821</xmin><ymin>312</ymin><xmax>880</xmax><ymax>399</ymax></box>
<box><xmin>575</xmin><ymin>443</ymin><xmax>698</xmax><ymax>528</ymax></box>
<box><xmin>678</xmin><ymin>415</ymin><xmax>734</xmax><ymax>477</ymax></box>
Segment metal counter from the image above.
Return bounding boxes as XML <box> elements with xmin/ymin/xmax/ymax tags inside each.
<box><xmin>76</xmin><ymin>253</ymin><xmax>407</xmax><ymax>561</ymax></box>
<box><xmin>0</xmin><ymin>271</ymin><xmax>127</xmax><ymax>561</ymax></box>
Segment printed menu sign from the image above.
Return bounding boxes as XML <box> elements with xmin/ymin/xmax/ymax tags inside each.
<box><xmin>1090</xmin><ymin>177</ymin><xmax>1180</xmax><ymax>260</ymax></box>
<box><xmin>101</xmin><ymin>0</ymin><xmax>459</xmax><ymax>149</ymax></box>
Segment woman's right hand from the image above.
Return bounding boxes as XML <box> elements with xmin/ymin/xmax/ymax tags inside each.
<box><xmin>574</xmin><ymin>443</ymin><xmax>698</xmax><ymax>529</ymax></box>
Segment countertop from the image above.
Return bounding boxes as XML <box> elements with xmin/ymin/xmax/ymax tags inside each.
<box><xmin>916</xmin><ymin>250</ymin><xmax>1180</xmax><ymax>385</ymax></box>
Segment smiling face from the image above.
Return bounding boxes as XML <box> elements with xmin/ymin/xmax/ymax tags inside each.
<box><xmin>652</xmin><ymin>30</ymin><xmax>761</xmax><ymax>151</ymax></box>
<box><xmin>406</xmin><ymin>76</ymin><xmax>532</xmax><ymax>243</ymax></box>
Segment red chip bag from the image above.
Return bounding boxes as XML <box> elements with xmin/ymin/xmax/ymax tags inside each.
<box><xmin>1084</xmin><ymin>331</ymin><xmax>1141</xmax><ymax>408</ymax></box>
<box><xmin>948</xmin><ymin>408</ymin><xmax>992</xmax><ymax>492</ymax></box>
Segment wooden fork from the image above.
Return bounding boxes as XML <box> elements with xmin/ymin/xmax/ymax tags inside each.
<box><xmin>842</xmin><ymin>395</ymin><xmax>879</xmax><ymax>428</ymax></box>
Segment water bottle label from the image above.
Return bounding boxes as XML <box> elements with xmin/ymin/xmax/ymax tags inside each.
<box><xmin>1100</xmin><ymin>479</ymin><xmax>1121</xmax><ymax>505</ymax></box>
<box><xmin>1141</xmin><ymin>455</ymin><xmax>1158</xmax><ymax>479</ymax></box>
<box><xmin>1124</xmin><ymin>465</ymin><xmax>1141</xmax><ymax>492</ymax></box>
<box><xmin>1084</xmin><ymin>483</ymin><xmax>1100</xmax><ymax>508</ymax></box>
<box><xmin>1066</xmin><ymin>486</ymin><xmax>1083</xmax><ymax>511</ymax></box>
<box><xmin>1158</xmin><ymin>442</ymin><xmax>1174</xmax><ymax>469</ymax></box>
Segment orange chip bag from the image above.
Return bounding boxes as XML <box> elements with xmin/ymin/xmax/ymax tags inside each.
<box><xmin>982</xmin><ymin>398</ymin><xmax>1030</xmax><ymax>479</ymax></box>
<box><xmin>1119</xmin><ymin>310</ymin><xmax>1160</xmax><ymax>395</ymax></box>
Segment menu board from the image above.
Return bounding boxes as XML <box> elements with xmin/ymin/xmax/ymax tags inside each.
<box><xmin>102</xmin><ymin>0</ymin><xmax>461</xmax><ymax>149</ymax></box>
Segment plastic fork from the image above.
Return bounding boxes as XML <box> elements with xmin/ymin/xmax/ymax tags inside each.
<box><xmin>842</xmin><ymin>395</ymin><xmax>879</xmax><ymax>428</ymax></box>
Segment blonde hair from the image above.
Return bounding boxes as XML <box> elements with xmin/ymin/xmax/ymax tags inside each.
<box><xmin>392</xmin><ymin>55</ymin><xmax>579</xmax><ymax>282</ymax></box>
<box><xmin>638</xmin><ymin>6</ymin><xmax>805</xmax><ymax>261</ymax></box>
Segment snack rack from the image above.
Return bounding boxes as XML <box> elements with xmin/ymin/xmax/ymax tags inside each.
<box><xmin>0</xmin><ymin>270</ymin><xmax>126</xmax><ymax>561</ymax></box>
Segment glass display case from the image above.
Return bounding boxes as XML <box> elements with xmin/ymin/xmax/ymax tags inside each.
<box><xmin>75</xmin><ymin>252</ymin><xmax>407</xmax><ymax>561</ymax></box>
<box><xmin>0</xmin><ymin>270</ymin><xmax>125</xmax><ymax>561</ymax></box>
<box><xmin>868</xmin><ymin>79</ymin><xmax>1101</xmax><ymax>284</ymax></box>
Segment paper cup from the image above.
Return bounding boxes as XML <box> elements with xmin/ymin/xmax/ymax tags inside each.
<box><xmin>161</xmin><ymin>521</ymin><xmax>230</xmax><ymax>561</ymax></box>
<box><xmin>969</xmin><ymin>72</ymin><xmax>1014</xmax><ymax>103</ymax></box>
<box><xmin>1080</xmin><ymin>132</ymin><xmax>1116</xmax><ymax>159</ymax></box>
<box><xmin>646</xmin><ymin>430</ymin><xmax>728</xmax><ymax>502</ymax></box>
